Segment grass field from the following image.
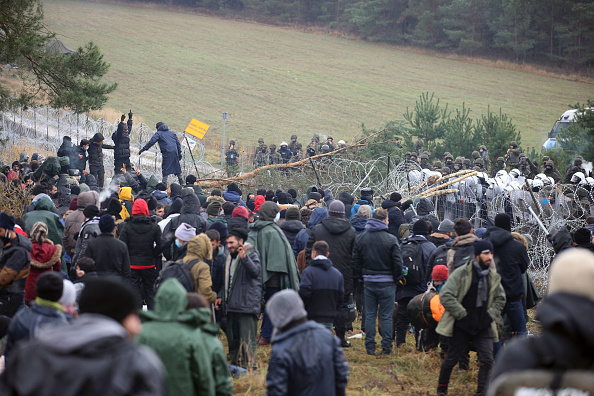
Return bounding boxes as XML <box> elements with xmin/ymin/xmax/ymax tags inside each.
<box><xmin>42</xmin><ymin>0</ymin><xmax>593</xmax><ymax>154</ymax></box>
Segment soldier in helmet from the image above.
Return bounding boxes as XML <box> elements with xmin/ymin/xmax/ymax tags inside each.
<box><xmin>506</xmin><ymin>141</ymin><xmax>522</xmax><ymax>168</ymax></box>
<box><xmin>290</xmin><ymin>142</ymin><xmax>304</xmax><ymax>163</ymax></box>
<box><xmin>462</xmin><ymin>158</ymin><xmax>471</xmax><ymax>170</ymax></box>
<box><xmin>433</xmin><ymin>161</ymin><xmax>442</xmax><ymax>171</ymax></box>
<box><xmin>306</xmin><ymin>136</ymin><xmax>319</xmax><ymax>157</ymax></box>
<box><xmin>479</xmin><ymin>145</ymin><xmax>491</xmax><ymax>172</ymax></box>
<box><xmin>474</xmin><ymin>158</ymin><xmax>485</xmax><ymax>171</ymax></box>
<box><xmin>453</xmin><ymin>157</ymin><xmax>464</xmax><ymax>172</ymax></box>
<box><xmin>254</xmin><ymin>144</ymin><xmax>268</xmax><ymax>168</ymax></box>
<box><xmin>540</xmin><ymin>156</ymin><xmax>550</xmax><ymax>173</ymax></box>
<box><xmin>492</xmin><ymin>157</ymin><xmax>506</xmax><ymax>177</ymax></box>
<box><xmin>288</xmin><ymin>134</ymin><xmax>298</xmax><ymax>153</ymax></box>
<box><xmin>420</xmin><ymin>153</ymin><xmax>430</xmax><ymax>169</ymax></box>
<box><xmin>278</xmin><ymin>141</ymin><xmax>292</xmax><ymax>164</ymax></box>
<box><xmin>268</xmin><ymin>144</ymin><xmax>281</xmax><ymax>164</ymax></box>
<box><xmin>410</xmin><ymin>152</ymin><xmax>418</xmax><ymax>163</ymax></box>
<box><xmin>543</xmin><ymin>160</ymin><xmax>562</xmax><ymax>183</ymax></box>
<box><xmin>519</xmin><ymin>157</ymin><xmax>538</xmax><ymax>179</ymax></box>
<box><xmin>444</xmin><ymin>153</ymin><xmax>454</xmax><ymax>171</ymax></box>
<box><xmin>565</xmin><ymin>156</ymin><xmax>589</xmax><ymax>183</ymax></box>
<box><xmin>471</xmin><ymin>151</ymin><xmax>480</xmax><ymax>162</ymax></box>
<box><xmin>325</xmin><ymin>136</ymin><xmax>335</xmax><ymax>151</ymax></box>
<box><xmin>225</xmin><ymin>140</ymin><xmax>239</xmax><ymax>176</ymax></box>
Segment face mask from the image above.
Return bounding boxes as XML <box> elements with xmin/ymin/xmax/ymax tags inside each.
<box><xmin>175</xmin><ymin>239</ymin><xmax>183</xmax><ymax>248</ymax></box>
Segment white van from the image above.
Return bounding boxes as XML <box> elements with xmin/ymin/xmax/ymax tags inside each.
<box><xmin>542</xmin><ymin>108</ymin><xmax>592</xmax><ymax>152</ymax></box>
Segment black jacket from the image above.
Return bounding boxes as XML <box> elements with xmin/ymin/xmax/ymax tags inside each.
<box><xmin>306</xmin><ymin>217</ymin><xmax>356</xmax><ymax>294</ymax></box>
<box><xmin>119</xmin><ymin>215</ymin><xmax>162</xmax><ymax>269</ymax></box>
<box><xmin>381</xmin><ymin>199</ymin><xmax>405</xmax><ymax>239</ymax></box>
<box><xmin>492</xmin><ymin>293</ymin><xmax>594</xmax><ymax>381</ymax></box>
<box><xmin>280</xmin><ymin>220</ymin><xmax>304</xmax><ymax>248</ymax></box>
<box><xmin>338</xmin><ymin>192</ymin><xmax>354</xmax><ymax>219</ymax></box>
<box><xmin>226</xmin><ymin>216</ymin><xmax>248</xmax><ymax>235</ymax></box>
<box><xmin>484</xmin><ymin>226</ymin><xmax>528</xmax><ymax>300</ymax></box>
<box><xmin>161</xmin><ymin>193</ymin><xmax>207</xmax><ymax>261</ymax></box>
<box><xmin>352</xmin><ymin>218</ymin><xmax>403</xmax><ymax>282</ymax></box>
<box><xmin>88</xmin><ymin>133</ymin><xmax>113</xmax><ymax>168</ymax></box>
<box><xmin>112</xmin><ymin>119</ymin><xmax>133</xmax><ymax>159</ymax></box>
<box><xmin>85</xmin><ymin>233</ymin><xmax>131</xmax><ymax>280</ymax></box>
<box><xmin>299</xmin><ymin>257</ymin><xmax>344</xmax><ymax>323</ymax></box>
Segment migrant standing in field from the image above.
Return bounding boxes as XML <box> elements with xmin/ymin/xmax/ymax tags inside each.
<box><xmin>139</xmin><ymin>122</ymin><xmax>184</xmax><ymax>185</ymax></box>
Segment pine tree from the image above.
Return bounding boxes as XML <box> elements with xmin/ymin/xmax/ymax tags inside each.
<box><xmin>0</xmin><ymin>0</ymin><xmax>117</xmax><ymax>112</ymax></box>
<box><xmin>403</xmin><ymin>92</ymin><xmax>450</xmax><ymax>157</ymax></box>
<box><xmin>474</xmin><ymin>106</ymin><xmax>522</xmax><ymax>160</ymax></box>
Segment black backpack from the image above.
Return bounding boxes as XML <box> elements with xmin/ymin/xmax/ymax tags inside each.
<box><xmin>451</xmin><ymin>245</ymin><xmax>475</xmax><ymax>270</ymax></box>
<box><xmin>401</xmin><ymin>240</ymin><xmax>425</xmax><ymax>286</ymax></box>
<box><xmin>432</xmin><ymin>245</ymin><xmax>449</xmax><ymax>268</ymax></box>
<box><xmin>155</xmin><ymin>259</ymin><xmax>199</xmax><ymax>292</ymax></box>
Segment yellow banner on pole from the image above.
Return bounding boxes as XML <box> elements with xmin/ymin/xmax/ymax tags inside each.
<box><xmin>185</xmin><ymin>118</ymin><xmax>210</xmax><ymax>139</ymax></box>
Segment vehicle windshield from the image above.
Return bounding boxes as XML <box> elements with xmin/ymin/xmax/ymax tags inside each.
<box><xmin>549</xmin><ymin>121</ymin><xmax>571</xmax><ymax>138</ymax></box>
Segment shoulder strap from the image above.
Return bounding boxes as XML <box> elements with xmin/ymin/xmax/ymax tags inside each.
<box><xmin>186</xmin><ymin>259</ymin><xmax>200</xmax><ymax>271</ymax></box>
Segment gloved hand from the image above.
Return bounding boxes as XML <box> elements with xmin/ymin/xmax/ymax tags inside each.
<box><xmin>138</xmin><ymin>149</ymin><xmax>145</xmax><ymax>155</ymax></box>
<box><xmin>121</xmin><ymin>114</ymin><xmax>126</xmax><ymax>122</ymax></box>
<box><xmin>128</xmin><ymin>110</ymin><xmax>133</xmax><ymax>119</ymax></box>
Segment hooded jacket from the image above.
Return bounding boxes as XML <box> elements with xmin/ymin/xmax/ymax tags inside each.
<box><xmin>141</xmin><ymin>124</ymin><xmax>182</xmax><ymax>176</ymax></box>
<box><xmin>295</xmin><ymin>186</ymin><xmax>319</xmax><ymax>208</ymax></box>
<box><xmin>221</xmin><ymin>243</ymin><xmax>262</xmax><ymax>316</ymax></box>
<box><xmin>350</xmin><ymin>216</ymin><xmax>367</xmax><ymax>234</ymax></box>
<box><xmin>248</xmin><ymin>220</ymin><xmax>300</xmax><ymax>291</ymax></box>
<box><xmin>299</xmin><ymin>257</ymin><xmax>344</xmax><ymax>323</ymax></box>
<box><xmin>222</xmin><ymin>190</ymin><xmax>246</xmax><ymax>208</ymax></box>
<box><xmin>22</xmin><ymin>197</ymin><xmax>64</xmax><ymax>250</ymax></box>
<box><xmin>0</xmin><ymin>314</ymin><xmax>165</xmax><ymax>396</ymax></box>
<box><xmin>382</xmin><ymin>199</ymin><xmax>405</xmax><ymax>239</ymax></box>
<box><xmin>0</xmin><ymin>234</ymin><xmax>32</xmax><ymax>293</ymax></box>
<box><xmin>446</xmin><ymin>233</ymin><xmax>479</xmax><ymax>274</ymax></box>
<box><xmin>87</xmin><ymin>132</ymin><xmax>114</xmax><ymax>168</ymax></box>
<box><xmin>306</xmin><ymin>217</ymin><xmax>356</xmax><ymax>294</ymax></box>
<box><xmin>137</xmin><ymin>279</ymin><xmax>232</xmax><ymax>396</ymax></box>
<box><xmin>24</xmin><ymin>240</ymin><xmax>61</xmax><ymax>302</ymax></box>
<box><xmin>119</xmin><ymin>200</ymin><xmax>162</xmax><ymax>270</ymax></box>
<box><xmin>85</xmin><ymin>233</ymin><xmax>131</xmax><ymax>280</ymax></box>
<box><xmin>266</xmin><ymin>320</ymin><xmax>349</xmax><ymax>396</ymax></box>
<box><xmin>85</xmin><ymin>174</ymin><xmax>99</xmax><ymax>192</ymax></box>
<box><xmin>484</xmin><ymin>226</ymin><xmax>529</xmax><ymax>300</ymax></box>
<box><xmin>280</xmin><ymin>219</ymin><xmax>304</xmax><ymax>248</ymax></box>
<box><xmin>293</xmin><ymin>207</ymin><xmax>328</xmax><ymax>258</ymax></box>
<box><xmin>152</xmin><ymin>190</ymin><xmax>171</xmax><ymax>206</ymax></box>
<box><xmin>112</xmin><ymin>119</ymin><xmax>133</xmax><ymax>159</ymax></box>
<box><xmin>63</xmin><ymin>191</ymin><xmax>99</xmax><ymax>253</ymax></box>
<box><xmin>492</xmin><ymin>293</ymin><xmax>594</xmax><ymax>381</ymax></box>
<box><xmin>183</xmin><ymin>234</ymin><xmax>217</xmax><ymax>303</ymax></box>
<box><xmin>161</xmin><ymin>193</ymin><xmax>207</xmax><ymax>261</ymax></box>
<box><xmin>353</xmin><ymin>218</ymin><xmax>403</xmax><ymax>282</ymax></box>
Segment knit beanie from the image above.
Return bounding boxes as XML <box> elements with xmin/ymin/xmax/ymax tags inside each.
<box><xmin>259</xmin><ymin>201</ymin><xmax>280</xmax><ymax>221</ymax></box>
<box><xmin>132</xmin><ymin>199</ymin><xmax>149</xmax><ymax>217</ymax></box>
<box><xmin>79</xmin><ymin>277</ymin><xmax>139</xmax><ymax>320</ymax></box>
<box><xmin>549</xmin><ymin>249</ymin><xmax>594</xmax><ymax>302</ymax></box>
<box><xmin>60</xmin><ymin>280</ymin><xmax>77</xmax><ymax>306</ymax></box>
<box><xmin>206</xmin><ymin>200</ymin><xmax>222</xmax><ymax>217</ymax></box>
<box><xmin>438</xmin><ymin>219</ymin><xmax>455</xmax><ymax>233</ymax></box>
<box><xmin>99</xmin><ymin>214</ymin><xmax>116</xmax><ymax>233</ymax></box>
<box><xmin>412</xmin><ymin>219</ymin><xmax>429</xmax><ymax>236</ymax></box>
<box><xmin>232</xmin><ymin>206</ymin><xmax>249</xmax><ymax>219</ymax></box>
<box><xmin>390</xmin><ymin>192</ymin><xmax>402</xmax><ymax>202</ymax></box>
<box><xmin>432</xmin><ymin>265</ymin><xmax>449</xmax><ymax>283</ymax></box>
<box><xmin>155</xmin><ymin>182</ymin><xmax>167</xmax><ymax>191</ymax></box>
<box><xmin>266</xmin><ymin>289</ymin><xmax>308</xmax><ymax>340</ymax></box>
<box><xmin>309</xmin><ymin>192</ymin><xmax>322</xmax><ymax>202</ymax></box>
<box><xmin>83</xmin><ymin>205</ymin><xmax>100</xmax><ymax>219</ymax></box>
<box><xmin>145</xmin><ymin>196</ymin><xmax>157</xmax><ymax>211</ymax></box>
<box><xmin>79</xmin><ymin>183</ymin><xmax>90</xmax><ymax>193</ymax></box>
<box><xmin>494</xmin><ymin>213</ymin><xmax>511</xmax><ymax>232</ymax></box>
<box><xmin>285</xmin><ymin>207</ymin><xmax>300</xmax><ymax>221</ymax></box>
<box><xmin>474</xmin><ymin>239</ymin><xmax>494</xmax><ymax>256</ymax></box>
<box><xmin>69</xmin><ymin>197</ymin><xmax>79</xmax><ymax>211</ymax></box>
<box><xmin>475</xmin><ymin>228</ymin><xmax>487</xmax><ymax>239</ymax></box>
<box><xmin>573</xmin><ymin>228</ymin><xmax>592</xmax><ymax>245</ymax></box>
<box><xmin>0</xmin><ymin>212</ymin><xmax>15</xmax><ymax>231</ymax></box>
<box><xmin>175</xmin><ymin>222</ymin><xmax>197</xmax><ymax>242</ymax></box>
<box><xmin>208</xmin><ymin>221</ymin><xmax>228</xmax><ymax>240</ymax></box>
<box><xmin>36</xmin><ymin>271</ymin><xmax>64</xmax><ymax>302</ymax></box>
<box><xmin>328</xmin><ymin>200</ymin><xmax>345</xmax><ymax>218</ymax></box>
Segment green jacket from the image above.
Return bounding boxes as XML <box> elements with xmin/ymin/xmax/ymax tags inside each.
<box><xmin>436</xmin><ymin>259</ymin><xmax>506</xmax><ymax>341</ymax></box>
<box><xmin>247</xmin><ymin>220</ymin><xmax>300</xmax><ymax>291</ymax></box>
<box><xmin>33</xmin><ymin>156</ymin><xmax>69</xmax><ymax>181</ymax></box>
<box><xmin>22</xmin><ymin>197</ymin><xmax>64</xmax><ymax>248</ymax></box>
<box><xmin>137</xmin><ymin>279</ymin><xmax>232</xmax><ymax>396</ymax></box>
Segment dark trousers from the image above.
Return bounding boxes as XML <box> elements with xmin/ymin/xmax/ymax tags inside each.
<box><xmin>503</xmin><ymin>299</ymin><xmax>527</xmax><ymax>336</ymax></box>
<box><xmin>354</xmin><ymin>280</ymin><xmax>365</xmax><ymax>332</ymax></box>
<box><xmin>89</xmin><ymin>165</ymin><xmax>104</xmax><ymax>188</ymax></box>
<box><xmin>114</xmin><ymin>157</ymin><xmax>131</xmax><ymax>173</ymax></box>
<box><xmin>396</xmin><ymin>296</ymin><xmax>419</xmax><ymax>346</ymax></box>
<box><xmin>438</xmin><ymin>328</ymin><xmax>493</xmax><ymax>395</ymax></box>
<box><xmin>162</xmin><ymin>172</ymin><xmax>184</xmax><ymax>185</ymax></box>
<box><xmin>130</xmin><ymin>267</ymin><xmax>157</xmax><ymax>310</ymax></box>
<box><xmin>226</xmin><ymin>312</ymin><xmax>258</xmax><ymax>369</ymax></box>
<box><xmin>0</xmin><ymin>292</ymin><xmax>24</xmax><ymax>318</ymax></box>
<box><xmin>260</xmin><ymin>287</ymin><xmax>281</xmax><ymax>342</ymax></box>
<box><xmin>364</xmin><ymin>282</ymin><xmax>396</xmax><ymax>352</ymax></box>
<box><xmin>333</xmin><ymin>293</ymin><xmax>348</xmax><ymax>340</ymax></box>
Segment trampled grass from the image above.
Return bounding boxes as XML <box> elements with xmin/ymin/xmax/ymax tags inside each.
<box><xmin>42</xmin><ymin>0</ymin><xmax>594</xmax><ymax>153</ymax></box>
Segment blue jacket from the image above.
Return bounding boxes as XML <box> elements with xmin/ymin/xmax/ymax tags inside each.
<box><xmin>266</xmin><ymin>320</ymin><xmax>349</xmax><ymax>396</ymax></box>
<box><xmin>142</xmin><ymin>124</ymin><xmax>182</xmax><ymax>176</ymax></box>
<box><xmin>350</xmin><ymin>217</ymin><xmax>367</xmax><ymax>234</ymax></box>
<box><xmin>299</xmin><ymin>258</ymin><xmax>344</xmax><ymax>323</ymax></box>
<box><xmin>350</xmin><ymin>200</ymin><xmax>374</xmax><ymax>219</ymax></box>
<box><xmin>152</xmin><ymin>190</ymin><xmax>172</xmax><ymax>206</ymax></box>
<box><xmin>222</xmin><ymin>190</ymin><xmax>246</xmax><ymax>208</ymax></box>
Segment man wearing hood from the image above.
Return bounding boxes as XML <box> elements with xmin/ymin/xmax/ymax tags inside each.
<box><xmin>152</xmin><ymin>182</ymin><xmax>171</xmax><ymax>206</ymax></box>
<box><xmin>63</xmin><ymin>191</ymin><xmax>99</xmax><ymax>266</ymax></box>
<box><xmin>247</xmin><ymin>201</ymin><xmax>300</xmax><ymax>345</ymax></box>
<box><xmin>223</xmin><ymin>182</ymin><xmax>247</xmax><ymax>207</ymax></box>
<box><xmin>139</xmin><ymin>122</ymin><xmax>184</xmax><ymax>185</ymax></box>
<box><xmin>338</xmin><ymin>191</ymin><xmax>354</xmax><ymax>216</ymax></box>
<box><xmin>183</xmin><ymin>234</ymin><xmax>217</xmax><ymax>304</ymax></box>
<box><xmin>381</xmin><ymin>193</ymin><xmax>412</xmax><ymax>241</ymax></box>
<box><xmin>88</xmin><ymin>132</ymin><xmax>114</xmax><ymax>188</ymax></box>
<box><xmin>120</xmin><ymin>199</ymin><xmax>162</xmax><ymax>309</ymax></box>
<box><xmin>216</xmin><ymin>228</ymin><xmax>262</xmax><ymax>369</ymax></box>
<box><xmin>33</xmin><ymin>156</ymin><xmax>70</xmax><ymax>182</ymax></box>
<box><xmin>137</xmin><ymin>278</ymin><xmax>232</xmax><ymax>396</ymax></box>
<box><xmin>162</xmin><ymin>193</ymin><xmax>207</xmax><ymax>261</ymax></box>
<box><xmin>296</xmin><ymin>185</ymin><xmax>319</xmax><ymax>208</ymax></box>
<box><xmin>306</xmin><ymin>200</ymin><xmax>356</xmax><ymax>347</ymax></box>
<box><xmin>265</xmin><ymin>289</ymin><xmax>349</xmax><ymax>395</ymax></box>
<box><xmin>280</xmin><ymin>207</ymin><xmax>303</xmax><ymax>248</ymax></box>
<box><xmin>0</xmin><ymin>277</ymin><xmax>165</xmax><ymax>395</ymax></box>
<box><xmin>350</xmin><ymin>188</ymin><xmax>374</xmax><ymax>219</ymax></box>
<box><xmin>491</xmin><ymin>249</ymin><xmax>594</xmax><ymax>393</ymax></box>
<box><xmin>0</xmin><ymin>213</ymin><xmax>32</xmax><ymax>317</ymax></box>
<box><xmin>22</xmin><ymin>196</ymin><xmax>64</xmax><ymax>253</ymax></box>
<box><xmin>112</xmin><ymin>112</ymin><xmax>133</xmax><ymax>174</ymax></box>
<box><xmin>353</xmin><ymin>209</ymin><xmax>402</xmax><ymax>355</ymax></box>
<box><xmin>484</xmin><ymin>213</ymin><xmax>528</xmax><ymax>337</ymax></box>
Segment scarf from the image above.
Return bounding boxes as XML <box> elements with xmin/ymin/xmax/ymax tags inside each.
<box><xmin>472</xmin><ymin>260</ymin><xmax>490</xmax><ymax>308</ymax></box>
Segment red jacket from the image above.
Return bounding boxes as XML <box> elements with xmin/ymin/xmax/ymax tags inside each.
<box><xmin>25</xmin><ymin>240</ymin><xmax>62</xmax><ymax>302</ymax></box>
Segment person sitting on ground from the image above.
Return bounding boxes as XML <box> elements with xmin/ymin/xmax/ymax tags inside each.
<box><xmin>265</xmin><ymin>289</ymin><xmax>349</xmax><ymax>396</ymax></box>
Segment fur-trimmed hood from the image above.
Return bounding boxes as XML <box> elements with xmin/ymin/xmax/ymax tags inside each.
<box><xmin>30</xmin><ymin>240</ymin><xmax>62</xmax><ymax>269</ymax></box>
<box><xmin>207</xmin><ymin>195</ymin><xmax>226</xmax><ymax>204</ymax></box>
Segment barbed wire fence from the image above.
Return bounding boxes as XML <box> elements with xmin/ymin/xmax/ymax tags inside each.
<box><xmin>0</xmin><ymin>106</ymin><xmax>216</xmax><ymax>182</ymax></box>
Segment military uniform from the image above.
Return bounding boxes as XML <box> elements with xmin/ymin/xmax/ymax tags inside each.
<box><xmin>543</xmin><ymin>160</ymin><xmax>562</xmax><ymax>184</ymax></box>
<box><xmin>268</xmin><ymin>144</ymin><xmax>281</xmax><ymax>165</ymax></box>
<box><xmin>254</xmin><ymin>145</ymin><xmax>268</xmax><ymax>168</ymax></box>
<box><xmin>479</xmin><ymin>145</ymin><xmax>491</xmax><ymax>173</ymax></box>
<box><xmin>507</xmin><ymin>141</ymin><xmax>522</xmax><ymax>168</ymax></box>
<box><xmin>288</xmin><ymin>135</ymin><xmax>298</xmax><ymax>153</ymax></box>
<box><xmin>420</xmin><ymin>153</ymin><xmax>431</xmax><ymax>170</ymax></box>
<box><xmin>225</xmin><ymin>140</ymin><xmax>239</xmax><ymax>176</ymax></box>
<box><xmin>492</xmin><ymin>157</ymin><xmax>506</xmax><ymax>176</ymax></box>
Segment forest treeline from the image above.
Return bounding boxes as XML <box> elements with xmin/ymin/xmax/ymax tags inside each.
<box><xmin>120</xmin><ymin>0</ymin><xmax>593</xmax><ymax>71</ymax></box>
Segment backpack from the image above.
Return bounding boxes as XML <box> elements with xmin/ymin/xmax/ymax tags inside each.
<box><xmin>155</xmin><ymin>259</ymin><xmax>199</xmax><ymax>292</ymax></box>
<box><xmin>432</xmin><ymin>245</ymin><xmax>449</xmax><ymax>268</ymax></box>
<box><xmin>400</xmin><ymin>240</ymin><xmax>425</xmax><ymax>286</ymax></box>
<box><xmin>451</xmin><ymin>245</ymin><xmax>475</xmax><ymax>270</ymax></box>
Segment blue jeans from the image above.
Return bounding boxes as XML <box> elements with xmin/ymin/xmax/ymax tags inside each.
<box><xmin>364</xmin><ymin>282</ymin><xmax>396</xmax><ymax>352</ymax></box>
<box><xmin>260</xmin><ymin>287</ymin><xmax>281</xmax><ymax>342</ymax></box>
<box><xmin>504</xmin><ymin>299</ymin><xmax>527</xmax><ymax>336</ymax></box>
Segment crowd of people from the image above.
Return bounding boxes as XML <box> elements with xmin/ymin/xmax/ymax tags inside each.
<box><xmin>0</xmin><ymin>133</ymin><xmax>593</xmax><ymax>395</ymax></box>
